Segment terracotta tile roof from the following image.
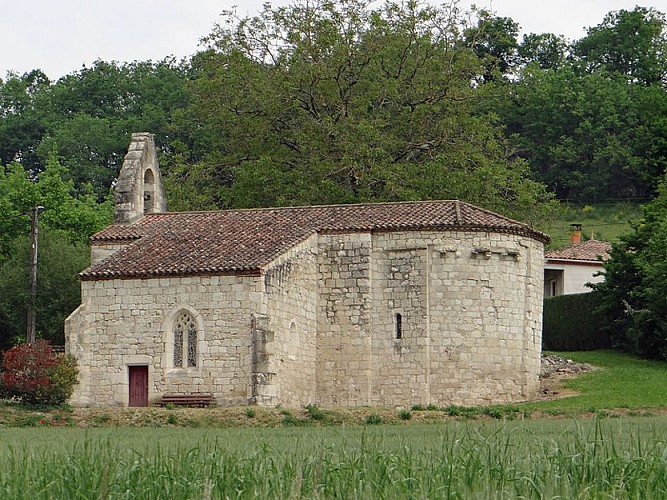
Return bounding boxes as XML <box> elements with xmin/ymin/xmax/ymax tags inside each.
<box><xmin>545</xmin><ymin>239</ymin><xmax>611</xmax><ymax>263</ymax></box>
<box><xmin>82</xmin><ymin>200</ymin><xmax>549</xmax><ymax>280</ymax></box>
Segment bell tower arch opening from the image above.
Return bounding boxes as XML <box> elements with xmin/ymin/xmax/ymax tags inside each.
<box><xmin>114</xmin><ymin>133</ymin><xmax>167</xmax><ymax>224</ymax></box>
<box><xmin>144</xmin><ymin>168</ymin><xmax>155</xmax><ymax>213</ymax></box>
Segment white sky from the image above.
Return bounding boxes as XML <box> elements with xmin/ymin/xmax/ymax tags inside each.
<box><xmin>2</xmin><ymin>1</ymin><xmax>666</xmax><ymax>80</ymax></box>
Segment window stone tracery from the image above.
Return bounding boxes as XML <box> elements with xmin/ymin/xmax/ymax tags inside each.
<box><xmin>173</xmin><ymin>312</ymin><xmax>197</xmax><ymax>368</ymax></box>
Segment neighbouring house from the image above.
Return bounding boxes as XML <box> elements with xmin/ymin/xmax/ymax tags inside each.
<box><xmin>543</xmin><ymin>224</ymin><xmax>611</xmax><ymax>297</ymax></box>
<box><xmin>65</xmin><ymin>133</ymin><xmax>549</xmax><ymax>408</ymax></box>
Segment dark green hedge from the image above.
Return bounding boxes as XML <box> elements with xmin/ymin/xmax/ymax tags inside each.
<box><xmin>542</xmin><ymin>292</ymin><xmax>611</xmax><ymax>351</ymax></box>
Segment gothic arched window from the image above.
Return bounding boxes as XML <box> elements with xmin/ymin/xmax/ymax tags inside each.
<box><xmin>173</xmin><ymin>312</ymin><xmax>197</xmax><ymax>368</ymax></box>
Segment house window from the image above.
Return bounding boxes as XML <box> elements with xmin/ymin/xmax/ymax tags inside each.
<box><xmin>395</xmin><ymin>313</ymin><xmax>403</xmax><ymax>339</ymax></box>
<box><xmin>174</xmin><ymin>312</ymin><xmax>197</xmax><ymax>367</ymax></box>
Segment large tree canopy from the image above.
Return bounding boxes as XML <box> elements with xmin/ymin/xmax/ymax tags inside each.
<box><xmin>165</xmin><ymin>0</ymin><xmax>555</xmax><ymax>222</ymax></box>
<box><xmin>0</xmin><ymin>59</ymin><xmax>192</xmax><ymax>197</ymax></box>
<box><xmin>491</xmin><ymin>6</ymin><xmax>667</xmax><ymax>203</ymax></box>
<box><xmin>497</xmin><ymin>66</ymin><xmax>667</xmax><ymax>202</ymax></box>
<box><xmin>575</xmin><ymin>6</ymin><xmax>667</xmax><ymax>86</ymax></box>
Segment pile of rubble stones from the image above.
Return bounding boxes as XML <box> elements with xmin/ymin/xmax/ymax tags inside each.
<box><xmin>540</xmin><ymin>354</ymin><xmax>594</xmax><ymax>379</ymax></box>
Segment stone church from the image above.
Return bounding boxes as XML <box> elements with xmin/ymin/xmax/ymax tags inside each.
<box><xmin>65</xmin><ymin>133</ymin><xmax>548</xmax><ymax>407</ymax></box>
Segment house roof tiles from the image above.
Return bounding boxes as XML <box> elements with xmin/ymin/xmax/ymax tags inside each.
<box><xmin>544</xmin><ymin>239</ymin><xmax>611</xmax><ymax>263</ymax></box>
<box><xmin>82</xmin><ymin>200</ymin><xmax>549</xmax><ymax>280</ymax></box>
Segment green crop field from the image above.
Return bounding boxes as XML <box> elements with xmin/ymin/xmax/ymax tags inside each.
<box><xmin>2</xmin><ymin>418</ymin><xmax>667</xmax><ymax>498</ymax></box>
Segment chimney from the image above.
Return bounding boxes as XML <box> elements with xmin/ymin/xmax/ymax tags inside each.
<box><xmin>570</xmin><ymin>224</ymin><xmax>582</xmax><ymax>245</ymax></box>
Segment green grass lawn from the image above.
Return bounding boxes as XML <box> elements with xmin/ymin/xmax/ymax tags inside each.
<box><xmin>527</xmin><ymin>350</ymin><xmax>667</xmax><ymax>414</ymax></box>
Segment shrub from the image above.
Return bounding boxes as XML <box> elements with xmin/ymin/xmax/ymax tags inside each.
<box><xmin>1</xmin><ymin>340</ymin><xmax>78</xmax><ymax>405</ymax></box>
<box><xmin>305</xmin><ymin>403</ymin><xmax>325</xmax><ymax>421</ymax></box>
<box><xmin>443</xmin><ymin>405</ymin><xmax>480</xmax><ymax>419</ymax></box>
<box><xmin>365</xmin><ymin>414</ymin><xmax>382</xmax><ymax>425</ymax></box>
<box><xmin>398</xmin><ymin>409</ymin><xmax>412</xmax><ymax>420</ymax></box>
<box><xmin>282</xmin><ymin>412</ymin><xmax>306</xmax><ymax>427</ymax></box>
<box><xmin>543</xmin><ymin>292</ymin><xmax>611</xmax><ymax>351</ymax></box>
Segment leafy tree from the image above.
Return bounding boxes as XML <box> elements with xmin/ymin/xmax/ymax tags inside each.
<box><xmin>170</xmin><ymin>0</ymin><xmax>555</xmax><ymax>221</ymax></box>
<box><xmin>575</xmin><ymin>6</ymin><xmax>667</xmax><ymax>86</ymax></box>
<box><xmin>40</xmin><ymin>59</ymin><xmax>193</xmax><ymax>194</ymax></box>
<box><xmin>0</xmin><ymin>156</ymin><xmax>111</xmax><ymax>348</ymax></box>
<box><xmin>519</xmin><ymin>33</ymin><xmax>570</xmax><ymax>70</ymax></box>
<box><xmin>0</xmin><ymin>229</ymin><xmax>90</xmax><ymax>348</ymax></box>
<box><xmin>0</xmin><ymin>60</ymin><xmax>193</xmax><ymax>197</ymax></box>
<box><xmin>0</xmin><ymin>70</ymin><xmax>51</xmax><ymax>172</ymax></box>
<box><xmin>594</xmin><ymin>173</ymin><xmax>667</xmax><ymax>359</ymax></box>
<box><xmin>497</xmin><ymin>65</ymin><xmax>667</xmax><ymax>202</ymax></box>
<box><xmin>464</xmin><ymin>11</ymin><xmax>520</xmax><ymax>82</ymax></box>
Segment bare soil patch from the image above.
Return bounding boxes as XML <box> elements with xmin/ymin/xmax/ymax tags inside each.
<box><xmin>537</xmin><ymin>354</ymin><xmax>595</xmax><ymax>400</ymax></box>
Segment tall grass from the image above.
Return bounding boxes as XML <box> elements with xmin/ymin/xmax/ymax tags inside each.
<box><xmin>2</xmin><ymin>418</ymin><xmax>667</xmax><ymax>498</ymax></box>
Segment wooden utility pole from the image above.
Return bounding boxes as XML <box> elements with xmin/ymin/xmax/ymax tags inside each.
<box><xmin>27</xmin><ymin>206</ymin><xmax>44</xmax><ymax>345</ymax></box>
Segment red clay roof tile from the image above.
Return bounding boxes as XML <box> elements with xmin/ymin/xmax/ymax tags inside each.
<box><xmin>545</xmin><ymin>239</ymin><xmax>611</xmax><ymax>263</ymax></box>
<box><xmin>82</xmin><ymin>200</ymin><xmax>548</xmax><ymax>280</ymax></box>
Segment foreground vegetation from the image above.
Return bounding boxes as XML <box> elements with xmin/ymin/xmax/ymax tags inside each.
<box><xmin>3</xmin><ymin>418</ymin><xmax>667</xmax><ymax>498</ymax></box>
<box><xmin>0</xmin><ymin>351</ymin><xmax>665</xmax><ymax>497</ymax></box>
<box><xmin>0</xmin><ymin>350</ymin><xmax>665</xmax><ymax>429</ymax></box>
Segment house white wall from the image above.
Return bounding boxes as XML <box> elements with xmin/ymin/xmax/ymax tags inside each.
<box><xmin>544</xmin><ymin>261</ymin><xmax>604</xmax><ymax>297</ymax></box>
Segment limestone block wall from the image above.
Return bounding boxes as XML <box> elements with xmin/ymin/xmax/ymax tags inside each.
<box><xmin>316</xmin><ymin>233</ymin><xmax>373</xmax><ymax>405</ymax></box>
<box><xmin>66</xmin><ymin>275</ymin><xmax>264</xmax><ymax>406</ymax></box>
<box><xmin>315</xmin><ymin>230</ymin><xmax>544</xmax><ymax>407</ymax></box>
<box><xmin>370</xmin><ymin>241</ymin><xmax>430</xmax><ymax>405</ymax></box>
<box><xmin>371</xmin><ymin>231</ymin><xmax>544</xmax><ymax>406</ymax></box>
<box><xmin>261</xmin><ymin>236</ymin><xmax>319</xmax><ymax>406</ymax></box>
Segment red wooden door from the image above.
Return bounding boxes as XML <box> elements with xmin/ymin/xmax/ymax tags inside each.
<box><xmin>128</xmin><ymin>366</ymin><xmax>149</xmax><ymax>407</ymax></box>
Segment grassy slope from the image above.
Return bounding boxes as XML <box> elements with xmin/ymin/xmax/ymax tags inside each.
<box><xmin>538</xmin><ymin>203</ymin><xmax>642</xmax><ymax>249</ymax></box>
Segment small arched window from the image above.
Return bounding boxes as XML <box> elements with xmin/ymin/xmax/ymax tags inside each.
<box><xmin>395</xmin><ymin>313</ymin><xmax>403</xmax><ymax>340</ymax></box>
<box><xmin>173</xmin><ymin>312</ymin><xmax>197</xmax><ymax>367</ymax></box>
